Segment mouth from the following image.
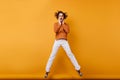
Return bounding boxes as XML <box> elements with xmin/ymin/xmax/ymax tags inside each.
<box><xmin>60</xmin><ymin>18</ymin><xmax>63</xmax><ymax>21</ymax></box>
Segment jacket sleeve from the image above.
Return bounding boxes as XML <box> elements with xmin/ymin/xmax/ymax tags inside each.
<box><xmin>63</xmin><ymin>24</ymin><xmax>70</xmax><ymax>33</ymax></box>
<box><xmin>54</xmin><ymin>23</ymin><xmax>61</xmax><ymax>33</ymax></box>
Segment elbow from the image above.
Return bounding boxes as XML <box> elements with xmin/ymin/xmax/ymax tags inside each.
<box><xmin>65</xmin><ymin>30</ymin><xmax>69</xmax><ymax>34</ymax></box>
<box><xmin>54</xmin><ymin>30</ymin><xmax>58</xmax><ymax>33</ymax></box>
<box><xmin>66</xmin><ymin>30</ymin><xmax>69</xmax><ymax>33</ymax></box>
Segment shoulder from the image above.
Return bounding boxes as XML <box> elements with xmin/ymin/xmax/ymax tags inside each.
<box><xmin>64</xmin><ymin>23</ymin><xmax>69</xmax><ymax>27</ymax></box>
<box><xmin>54</xmin><ymin>22</ymin><xmax>59</xmax><ymax>26</ymax></box>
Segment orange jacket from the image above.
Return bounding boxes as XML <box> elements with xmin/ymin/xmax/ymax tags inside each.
<box><xmin>54</xmin><ymin>22</ymin><xmax>69</xmax><ymax>40</ymax></box>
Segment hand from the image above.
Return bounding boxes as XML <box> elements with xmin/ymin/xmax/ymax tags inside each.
<box><xmin>59</xmin><ymin>21</ymin><xmax>65</xmax><ymax>26</ymax></box>
<box><xmin>59</xmin><ymin>18</ymin><xmax>64</xmax><ymax>26</ymax></box>
<box><xmin>60</xmin><ymin>19</ymin><xmax>63</xmax><ymax>25</ymax></box>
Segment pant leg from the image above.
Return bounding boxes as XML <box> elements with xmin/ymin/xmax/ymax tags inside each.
<box><xmin>61</xmin><ymin>40</ymin><xmax>81</xmax><ymax>70</ymax></box>
<box><xmin>45</xmin><ymin>40</ymin><xmax>60</xmax><ymax>72</ymax></box>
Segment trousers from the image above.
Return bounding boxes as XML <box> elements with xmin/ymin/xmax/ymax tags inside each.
<box><xmin>45</xmin><ymin>39</ymin><xmax>80</xmax><ymax>72</ymax></box>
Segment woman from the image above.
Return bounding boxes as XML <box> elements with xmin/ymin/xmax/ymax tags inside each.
<box><xmin>44</xmin><ymin>11</ymin><xmax>83</xmax><ymax>78</ymax></box>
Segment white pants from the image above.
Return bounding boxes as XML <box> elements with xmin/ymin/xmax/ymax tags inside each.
<box><xmin>45</xmin><ymin>39</ymin><xmax>80</xmax><ymax>72</ymax></box>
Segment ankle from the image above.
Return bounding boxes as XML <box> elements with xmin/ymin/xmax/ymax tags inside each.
<box><xmin>45</xmin><ymin>72</ymin><xmax>49</xmax><ymax>75</ymax></box>
<box><xmin>77</xmin><ymin>70</ymin><xmax>80</xmax><ymax>73</ymax></box>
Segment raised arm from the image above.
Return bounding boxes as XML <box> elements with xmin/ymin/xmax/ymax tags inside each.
<box><xmin>63</xmin><ymin>24</ymin><xmax>70</xmax><ymax>33</ymax></box>
<box><xmin>54</xmin><ymin>23</ymin><xmax>61</xmax><ymax>33</ymax></box>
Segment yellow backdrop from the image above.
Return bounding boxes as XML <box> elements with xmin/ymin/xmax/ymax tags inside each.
<box><xmin>0</xmin><ymin>0</ymin><xmax>120</xmax><ymax>79</ymax></box>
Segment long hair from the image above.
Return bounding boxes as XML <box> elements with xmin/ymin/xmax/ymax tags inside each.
<box><xmin>54</xmin><ymin>10</ymin><xmax>68</xmax><ymax>19</ymax></box>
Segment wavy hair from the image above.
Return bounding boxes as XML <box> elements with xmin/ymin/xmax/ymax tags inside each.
<box><xmin>54</xmin><ymin>10</ymin><xmax>68</xmax><ymax>19</ymax></box>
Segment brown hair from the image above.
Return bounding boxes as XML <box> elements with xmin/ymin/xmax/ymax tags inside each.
<box><xmin>55</xmin><ymin>10</ymin><xmax>68</xmax><ymax>19</ymax></box>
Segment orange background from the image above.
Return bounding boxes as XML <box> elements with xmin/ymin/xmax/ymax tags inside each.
<box><xmin>0</xmin><ymin>0</ymin><xmax>120</xmax><ymax>79</ymax></box>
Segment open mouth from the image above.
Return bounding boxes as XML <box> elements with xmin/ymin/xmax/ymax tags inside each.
<box><xmin>60</xmin><ymin>18</ymin><xmax>63</xmax><ymax>21</ymax></box>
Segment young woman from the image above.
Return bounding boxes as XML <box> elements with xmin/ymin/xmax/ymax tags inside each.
<box><xmin>44</xmin><ymin>11</ymin><xmax>83</xmax><ymax>78</ymax></box>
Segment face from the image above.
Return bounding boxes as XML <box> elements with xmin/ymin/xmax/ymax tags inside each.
<box><xmin>58</xmin><ymin>13</ymin><xmax>64</xmax><ymax>21</ymax></box>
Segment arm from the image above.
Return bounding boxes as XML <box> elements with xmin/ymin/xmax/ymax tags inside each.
<box><xmin>54</xmin><ymin>23</ymin><xmax>61</xmax><ymax>33</ymax></box>
<box><xmin>63</xmin><ymin>24</ymin><xmax>70</xmax><ymax>33</ymax></box>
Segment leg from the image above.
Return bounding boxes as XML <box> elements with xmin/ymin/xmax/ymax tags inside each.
<box><xmin>61</xmin><ymin>40</ymin><xmax>81</xmax><ymax>70</ymax></box>
<box><xmin>45</xmin><ymin>40</ymin><xmax>60</xmax><ymax>72</ymax></box>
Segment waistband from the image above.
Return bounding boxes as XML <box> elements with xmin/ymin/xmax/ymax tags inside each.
<box><xmin>56</xmin><ymin>38</ymin><xmax>67</xmax><ymax>40</ymax></box>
